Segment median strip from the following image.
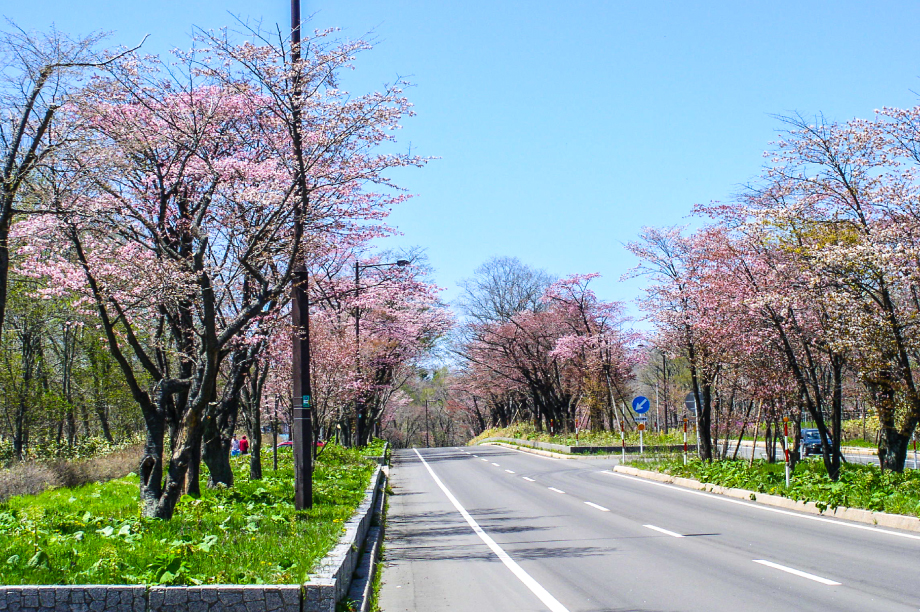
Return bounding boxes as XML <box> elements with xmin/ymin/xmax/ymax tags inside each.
<box><xmin>752</xmin><ymin>560</ymin><xmax>841</xmax><ymax>586</ymax></box>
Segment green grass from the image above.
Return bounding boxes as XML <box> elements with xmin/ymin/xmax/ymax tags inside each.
<box><xmin>634</xmin><ymin>457</ymin><xmax>920</xmax><ymax>517</ymax></box>
<box><xmin>471</xmin><ymin>424</ymin><xmax>688</xmax><ymax>448</ymax></box>
<box><xmin>0</xmin><ymin>444</ymin><xmax>376</xmax><ymax>585</ymax></box>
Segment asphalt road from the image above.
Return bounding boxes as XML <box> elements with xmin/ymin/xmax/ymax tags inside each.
<box><xmin>378</xmin><ymin>445</ymin><xmax>920</xmax><ymax>612</ymax></box>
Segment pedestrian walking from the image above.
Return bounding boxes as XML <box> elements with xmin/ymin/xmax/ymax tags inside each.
<box><xmin>231</xmin><ymin>435</ymin><xmax>241</xmax><ymax>456</ymax></box>
<box><xmin>240</xmin><ymin>435</ymin><xmax>249</xmax><ymax>454</ymax></box>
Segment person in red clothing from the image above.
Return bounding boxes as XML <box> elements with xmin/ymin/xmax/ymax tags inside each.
<box><xmin>239</xmin><ymin>435</ymin><xmax>249</xmax><ymax>454</ymax></box>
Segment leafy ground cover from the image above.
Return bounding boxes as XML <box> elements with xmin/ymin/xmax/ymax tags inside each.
<box><xmin>0</xmin><ymin>444</ymin><xmax>375</xmax><ymax>585</ymax></box>
<box><xmin>634</xmin><ymin>457</ymin><xmax>920</xmax><ymax>517</ymax></box>
<box><xmin>470</xmin><ymin>424</ymin><xmax>687</xmax><ymax>448</ymax></box>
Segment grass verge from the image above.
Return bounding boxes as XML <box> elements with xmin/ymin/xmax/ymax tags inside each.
<box><xmin>0</xmin><ymin>444</ymin><xmax>375</xmax><ymax>585</ymax></box>
<box><xmin>632</xmin><ymin>457</ymin><xmax>920</xmax><ymax>517</ymax></box>
<box><xmin>470</xmin><ymin>424</ymin><xmax>687</xmax><ymax>447</ymax></box>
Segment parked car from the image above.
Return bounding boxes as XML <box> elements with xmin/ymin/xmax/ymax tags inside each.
<box><xmin>275</xmin><ymin>440</ymin><xmax>325</xmax><ymax>449</ymax></box>
<box><xmin>801</xmin><ymin>428</ymin><xmax>832</xmax><ymax>457</ymax></box>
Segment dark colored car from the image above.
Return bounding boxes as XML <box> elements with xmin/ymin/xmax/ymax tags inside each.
<box><xmin>801</xmin><ymin>428</ymin><xmax>832</xmax><ymax>457</ymax></box>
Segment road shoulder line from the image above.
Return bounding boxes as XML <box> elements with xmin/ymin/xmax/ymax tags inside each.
<box><xmin>609</xmin><ymin>466</ymin><xmax>920</xmax><ymax>539</ymax></box>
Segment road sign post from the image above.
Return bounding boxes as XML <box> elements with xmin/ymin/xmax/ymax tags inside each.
<box><xmin>683</xmin><ymin>417</ymin><xmax>688</xmax><ymax>465</ymax></box>
<box><xmin>914</xmin><ymin>432</ymin><xmax>918</xmax><ymax>470</ymax></box>
<box><xmin>620</xmin><ymin>421</ymin><xmax>625</xmax><ymax>462</ymax></box>
<box><xmin>783</xmin><ymin>417</ymin><xmax>790</xmax><ymax>487</ymax></box>
<box><xmin>638</xmin><ymin>423</ymin><xmax>645</xmax><ymax>454</ymax></box>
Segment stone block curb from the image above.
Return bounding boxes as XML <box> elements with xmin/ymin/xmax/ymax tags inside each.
<box><xmin>0</xmin><ymin>585</ymin><xmax>146</xmax><ymax>612</ymax></box>
<box><xmin>612</xmin><ymin>465</ymin><xmax>920</xmax><ymax>533</ymax></box>
<box><xmin>302</xmin><ymin>464</ymin><xmax>384</xmax><ymax>612</ymax></box>
<box><xmin>0</xmin><ymin>464</ymin><xmax>386</xmax><ymax>612</ymax></box>
<box><xmin>345</xmin><ymin>465</ymin><xmax>388</xmax><ymax>612</ymax></box>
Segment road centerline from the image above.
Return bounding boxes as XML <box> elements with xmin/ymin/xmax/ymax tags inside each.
<box><xmin>505</xmin><ymin>469</ymin><xmax>516</xmax><ymax>474</ymax></box>
<box><xmin>752</xmin><ymin>560</ymin><xmax>841</xmax><ymax>586</ymax></box>
<box><xmin>584</xmin><ymin>501</ymin><xmax>610</xmax><ymax>512</ymax></box>
<box><xmin>412</xmin><ymin>449</ymin><xmax>572</xmax><ymax>612</ymax></box>
<box><xmin>548</xmin><ymin>487</ymin><xmax>566</xmax><ymax>494</ymax></box>
<box><xmin>522</xmin><ymin>477</ymin><xmax>536</xmax><ymax>482</ymax></box>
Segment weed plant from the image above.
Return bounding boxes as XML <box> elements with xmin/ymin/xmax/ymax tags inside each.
<box><xmin>0</xmin><ymin>444</ymin><xmax>375</xmax><ymax>585</ymax></box>
<box><xmin>637</xmin><ymin>457</ymin><xmax>920</xmax><ymax>517</ymax></box>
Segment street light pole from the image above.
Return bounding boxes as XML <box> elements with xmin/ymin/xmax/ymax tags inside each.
<box><xmin>353</xmin><ymin>259</ymin><xmax>410</xmax><ymax>446</ymax></box>
<box><xmin>290</xmin><ymin>0</ymin><xmax>313</xmax><ymax>511</ymax></box>
<box><xmin>425</xmin><ymin>399</ymin><xmax>430</xmax><ymax>448</ymax></box>
<box><xmin>662</xmin><ymin>351</ymin><xmax>669</xmax><ymax>434</ymax></box>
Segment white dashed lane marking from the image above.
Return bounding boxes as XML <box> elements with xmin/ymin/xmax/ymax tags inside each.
<box><xmin>644</xmin><ymin>524</ymin><xmax>684</xmax><ymax>538</ymax></box>
<box><xmin>752</xmin><ymin>560</ymin><xmax>841</xmax><ymax>586</ymax></box>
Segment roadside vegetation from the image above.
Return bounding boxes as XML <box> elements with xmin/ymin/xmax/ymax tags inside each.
<box><xmin>470</xmin><ymin>424</ymin><xmax>686</xmax><ymax>447</ymax></box>
<box><xmin>0</xmin><ymin>445</ymin><xmax>375</xmax><ymax>585</ymax></box>
<box><xmin>636</xmin><ymin>458</ymin><xmax>920</xmax><ymax>517</ymax></box>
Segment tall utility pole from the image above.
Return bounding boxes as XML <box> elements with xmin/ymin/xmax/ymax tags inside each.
<box><xmin>425</xmin><ymin>399</ymin><xmax>430</xmax><ymax>448</ymax></box>
<box><xmin>290</xmin><ymin>0</ymin><xmax>313</xmax><ymax>511</ymax></box>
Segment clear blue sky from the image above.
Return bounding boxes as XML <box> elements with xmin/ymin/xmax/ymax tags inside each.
<box><xmin>7</xmin><ymin>1</ymin><xmax>920</xmax><ymax>312</ymax></box>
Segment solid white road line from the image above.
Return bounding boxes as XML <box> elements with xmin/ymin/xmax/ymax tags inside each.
<box><xmin>505</xmin><ymin>469</ymin><xmax>516</xmax><ymax>474</ymax></box>
<box><xmin>522</xmin><ymin>477</ymin><xmax>536</xmax><ymax>482</ymax></box>
<box><xmin>601</xmin><ymin>471</ymin><xmax>920</xmax><ymax>542</ymax></box>
<box><xmin>752</xmin><ymin>560</ymin><xmax>841</xmax><ymax>586</ymax></box>
<box><xmin>492</xmin><ymin>462</ymin><xmax>501</xmax><ymax>466</ymax></box>
<box><xmin>643</xmin><ymin>524</ymin><xmax>684</xmax><ymax>538</ymax></box>
<box><xmin>584</xmin><ymin>502</ymin><xmax>610</xmax><ymax>512</ymax></box>
<box><xmin>548</xmin><ymin>487</ymin><xmax>566</xmax><ymax>494</ymax></box>
<box><xmin>413</xmin><ymin>449</ymin><xmax>571</xmax><ymax>612</ymax></box>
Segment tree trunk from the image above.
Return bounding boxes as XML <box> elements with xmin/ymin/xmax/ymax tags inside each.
<box><xmin>139</xmin><ymin>414</ymin><xmax>166</xmax><ymax>517</ymax></box>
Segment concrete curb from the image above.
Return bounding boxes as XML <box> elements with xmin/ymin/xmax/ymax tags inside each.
<box><xmin>612</xmin><ymin>465</ymin><xmax>920</xmax><ymax>533</ymax></box>
<box><xmin>345</xmin><ymin>466</ymin><xmax>388</xmax><ymax>612</ymax></box>
<box><xmin>0</xmin><ymin>464</ymin><xmax>386</xmax><ymax>612</ymax></box>
<box><xmin>303</xmin><ymin>465</ymin><xmax>384</xmax><ymax>612</ymax></box>
<box><xmin>480</xmin><ymin>441</ymin><xmax>577</xmax><ymax>459</ymax></box>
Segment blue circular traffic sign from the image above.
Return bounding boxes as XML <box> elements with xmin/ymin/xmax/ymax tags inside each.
<box><xmin>632</xmin><ymin>396</ymin><xmax>651</xmax><ymax>414</ymax></box>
